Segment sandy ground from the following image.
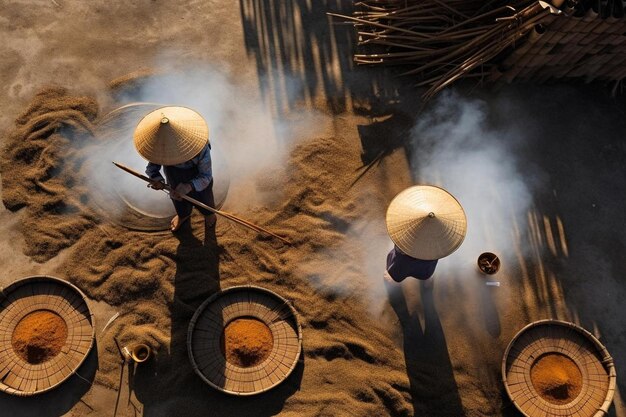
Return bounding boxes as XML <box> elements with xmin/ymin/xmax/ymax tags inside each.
<box><xmin>1</xmin><ymin>1</ymin><xmax>625</xmax><ymax>417</ymax></box>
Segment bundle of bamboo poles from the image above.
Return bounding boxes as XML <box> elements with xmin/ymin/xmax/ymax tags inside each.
<box><xmin>329</xmin><ymin>1</ymin><xmax>563</xmax><ymax>102</ymax></box>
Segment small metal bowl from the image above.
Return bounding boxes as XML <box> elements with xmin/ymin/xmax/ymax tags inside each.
<box><xmin>477</xmin><ymin>252</ymin><xmax>500</xmax><ymax>275</ymax></box>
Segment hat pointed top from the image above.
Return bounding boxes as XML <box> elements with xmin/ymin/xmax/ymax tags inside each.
<box><xmin>386</xmin><ymin>185</ymin><xmax>467</xmax><ymax>260</ymax></box>
<box><xmin>133</xmin><ymin>106</ymin><xmax>209</xmax><ymax>165</ymax></box>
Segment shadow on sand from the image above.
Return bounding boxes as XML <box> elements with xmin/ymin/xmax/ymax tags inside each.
<box><xmin>239</xmin><ymin>0</ymin><xmax>422</xmax><ymax>177</ymax></box>
<box><xmin>132</xmin><ymin>220</ymin><xmax>302</xmax><ymax>416</ymax></box>
<box><xmin>385</xmin><ymin>279</ymin><xmax>465</xmax><ymax>417</ymax></box>
<box><xmin>0</xmin><ymin>344</ymin><xmax>98</xmax><ymax>417</ymax></box>
<box><xmin>241</xmin><ymin>2</ymin><xmax>625</xmax><ymax>412</ymax></box>
<box><xmin>239</xmin><ymin>0</ymin><xmax>397</xmax><ymax>113</ymax></box>
<box><xmin>488</xmin><ymin>84</ymin><xmax>626</xmax><ymax>415</ymax></box>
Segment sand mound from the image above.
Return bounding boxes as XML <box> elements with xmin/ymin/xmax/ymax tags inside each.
<box><xmin>12</xmin><ymin>310</ymin><xmax>68</xmax><ymax>364</ymax></box>
<box><xmin>0</xmin><ymin>87</ymin><xmax>99</xmax><ymax>262</ymax></box>
<box><xmin>221</xmin><ymin>318</ymin><xmax>273</xmax><ymax>367</ymax></box>
<box><xmin>77</xmin><ymin>133</ymin><xmax>417</xmax><ymax>415</ymax></box>
<box><xmin>1</xmin><ymin>88</ymin><xmax>468</xmax><ymax>416</ymax></box>
<box><xmin>531</xmin><ymin>353</ymin><xmax>583</xmax><ymax>404</ymax></box>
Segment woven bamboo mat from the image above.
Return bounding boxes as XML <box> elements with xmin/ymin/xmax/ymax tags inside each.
<box><xmin>0</xmin><ymin>276</ymin><xmax>94</xmax><ymax>396</ymax></box>
<box><xmin>188</xmin><ymin>285</ymin><xmax>302</xmax><ymax>395</ymax></box>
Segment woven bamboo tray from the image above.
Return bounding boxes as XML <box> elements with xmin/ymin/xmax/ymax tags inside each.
<box><xmin>502</xmin><ymin>319</ymin><xmax>616</xmax><ymax>417</ymax></box>
<box><xmin>92</xmin><ymin>102</ymin><xmax>230</xmax><ymax>231</ymax></box>
<box><xmin>188</xmin><ymin>285</ymin><xmax>302</xmax><ymax>396</ymax></box>
<box><xmin>0</xmin><ymin>275</ymin><xmax>95</xmax><ymax>396</ymax></box>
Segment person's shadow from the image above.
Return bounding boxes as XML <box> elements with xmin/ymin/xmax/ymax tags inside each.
<box><xmin>133</xmin><ymin>220</ymin><xmax>301</xmax><ymax>416</ymax></box>
<box><xmin>132</xmin><ymin>220</ymin><xmax>222</xmax><ymax>416</ymax></box>
<box><xmin>385</xmin><ymin>279</ymin><xmax>466</xmax><ymax>417</ymax></box>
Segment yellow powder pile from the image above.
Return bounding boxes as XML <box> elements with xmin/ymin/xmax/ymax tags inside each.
<box><xmin>221</xmin><ymin>318</ymin><xmax>273</xmax><ymax>368</ymax></box>
<box><xmin>12</xmin><ymin>310</ymin><xmax>69</xmax><ymax>364</ymax></box>
<box><xmin>531</xmin><ymin>353</ymin><xmax>583</xmax><ymax>404</ymax></box>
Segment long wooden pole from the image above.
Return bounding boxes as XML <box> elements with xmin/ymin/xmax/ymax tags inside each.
<box><xmin>112</xmin><ymin>162</ymin><xmax>291</xmax><ymax>245</ymax></box>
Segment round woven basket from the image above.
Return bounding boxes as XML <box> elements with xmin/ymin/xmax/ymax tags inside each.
<box><xmin>188</xmin><ymin>285</ymin><xmax>302</xmax><ymax>396</ymax></box>
<box><xmin>92</xmin><ymin>102</ymin><xmax>230</xmax><ymax>231</ymax></box>
<box><xmin>502</xmin><ymin>319</ymin><xmax>616</xmax><ymax>417</ymax></box>
<box><xmin>0</xmin><ymin>275</ymin><xmax>95</xmax><ymax>396</ymax></box>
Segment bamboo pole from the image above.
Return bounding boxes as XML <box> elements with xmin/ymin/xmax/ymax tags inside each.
<box><xmin>329</xmin><ymin>1</ymin><xmax>561</xmax><ymax>99</ymax></box>
<box><xmin>330</xmin><ymin>0</ymin><xmax>626</xmax><ymax>99</ymax></box>
<box><xmin>112</xmin><ymin>162</ymin><xmax>292</xmax><ymax>245</ymax></box>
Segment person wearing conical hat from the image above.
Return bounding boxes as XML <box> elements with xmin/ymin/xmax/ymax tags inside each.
<box><xmin>134</xmin><ymin>106</ymin><xmax>216</xmax><ymax>232</ymax></box>
<box><xmin>384</xmin><ymin>185</ymin><xmax>467</xmax><ymax>283</ymax></box>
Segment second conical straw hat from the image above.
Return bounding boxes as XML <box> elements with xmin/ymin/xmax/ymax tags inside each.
<box><xmin>386</xmin><ymin>185</ymin><xmax>467</xmax><ymax>260</ymax></box>
<box><xmin>133</xmin><ymin>106</ymin><xmax>209</xmax><ymax>166</ymax></box>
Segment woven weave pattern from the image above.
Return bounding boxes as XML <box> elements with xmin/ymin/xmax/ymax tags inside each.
<box><xmin>386</xmin><ymin>185</ymin><xmax>467</xmax><ymax>260</ymax></box>
<box><xmin>0</xmin><ymin>276</ymin><xmax>94</xmax><ymax>396</ymax></box>
<box><xmin>503</xmin><ymin>320</ymin><xmax>616</xmax><ymax>417</ymax></box>
<box><xmin>133</xmin><ymin>106</ymin><xmax>209</xmax><ymax>166</ymax></box>
<box><xmin>188</xmin><ymin>286</ymin><xmax>302</xmax><ymax>396</ymax></box>
<box><xmin>494</xmin><ymin>10</ymin><xmax>626</xmax><ymax>84</ymax></box>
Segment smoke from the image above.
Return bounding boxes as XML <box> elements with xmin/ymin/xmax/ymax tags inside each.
<box><xmin>289</xmin><ymin>90</ymin><xmax>541</xmax><ymax>320</ymax></box>
<box><xmin>93</xmin><ymin>123</ymin><xmax>177</xmax><ymax>218</ymax></box>
<box><xmin>88</xmin><ymin>65</ymin><xmax>323</xmax><ymax>219</ymax></box>
<box><xmin>409</xmin><ymin>91</ymin><xmax>540</xmax><ymax>278</ymax></box>
<box><xmin>353</xmin><ymin>218</ymin><xmax>397</xmax><ymax>315</ymax></box>
<box><xmin>294</xmin><ymin>215</ymin><xmax>394</xmax><ymax>318</ymax></box>
<box><xmin>293</xmin><ymin>90</ymin><xmax>542</xmax><ymax>316</ymax></box>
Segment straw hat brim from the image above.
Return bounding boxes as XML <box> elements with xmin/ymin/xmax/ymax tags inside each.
<box><xmin>386</xmin><ymin>185</ymin><xmax>467</xmax><ymax>260</ymax></box>
<box><xmin>133</xmin><ymin>106</ymin><xmax>209</xmax><ymax>166</ymax></box>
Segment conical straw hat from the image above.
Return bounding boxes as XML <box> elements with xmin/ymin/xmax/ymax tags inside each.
<box><xmin>386</xmin><ymin>185</ymin><xmax>467</xmax><ymax>260</ymax></box>
<box><xmin>133</xmin><ymin>106</ymin><xmax>209</xmax><ymax>165</ymax></box>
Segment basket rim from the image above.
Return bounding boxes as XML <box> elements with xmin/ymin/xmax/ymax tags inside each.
<box><xmin>187</xmin><ymin>284</ymin><xmax>302</xmax><ymax>396</ymax></box>
<box><xmin>501</xmin><ymin>319</ymin><xmax>616</xmax><ymax>416</ymax></box>
<box><xmin>0</xmin><ymin>275</ymin><xmax>96</xmax><ymax>396</ymax></box>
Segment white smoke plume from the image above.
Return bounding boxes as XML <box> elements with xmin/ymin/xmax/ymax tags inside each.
<box><xmin>295</xmin><ymin>216</ymin><xmax>394</xmax><ymax>317</ymax></box>
<box><xmin>88</xmin><ymin>65</ymin><xmax>323</xmax><ymax>219</ymax></box>
<box><xmin>409</xmin><ymin>91</ymin><xmax>541</xmax><ymax>279</ymax></box>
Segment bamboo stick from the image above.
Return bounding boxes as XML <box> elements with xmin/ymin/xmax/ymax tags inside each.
<box><xmin>112</xmin><ymin>162</ymin><xmax>292</xmax><ymax>245</ymax></box>
<box><xmin>330</xmin><ymin>0</ymin><xmax>626</xmax><ymax>99</ymax></box>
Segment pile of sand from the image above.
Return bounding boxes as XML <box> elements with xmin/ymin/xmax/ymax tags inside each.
<box><xmin>1</xmin><ymin>87</ymin><xmax>462</xmax><ymax>416</ymax></box>
<box><xmin>0</xmin><ymin>87</ymin><xmax>99</xmax><ymax>262</ymax></box>
<box><xmin>221</xmin><ymin>318</ymin><xmax>273</xmax><ymax>367</ymax></box>
<box><xmin>531</xmin><ymin>353</ymin><xmax>583</xmax><ymax>404</ymax></box>
<box><xmin>12</xmin><ymin>310</ymin><xmax>68</xmax><ymax>364</ymax></box>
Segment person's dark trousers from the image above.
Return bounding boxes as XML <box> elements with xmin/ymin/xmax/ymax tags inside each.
<box><xmin>163</xmin><ymin>165</ymin><xmax>215</xmax><ymax>218</ymax></box>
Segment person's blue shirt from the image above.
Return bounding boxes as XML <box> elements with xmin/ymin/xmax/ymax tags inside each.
<box><xmin>386</xmin><ymin>245</ymin><xmax>438</xmax><ymax>282</ymax></box>
<box><xmin>145</xmin><ymin>143</ymin><xmax>212</xmax><ymax>191</ymax></box>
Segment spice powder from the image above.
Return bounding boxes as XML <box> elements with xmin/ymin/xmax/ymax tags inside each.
<box><xmin>221</xmin><ymin>318</ymin><xmax>273</xmax><ymax>368</ymax></box>
<box><xmin>12</xmin><ymin>310</ymin><xmax>69</xmax><ymax>364</ymax></box>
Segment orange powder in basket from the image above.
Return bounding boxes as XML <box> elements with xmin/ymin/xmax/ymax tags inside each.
<box><xmin>221</xmin><ymin>318</ymin><xmax>273</xmax><ymax>367</ymax></box>
<box><xmin>530</xmin><ymin>353</ymin><xmax>583</xmax><ymax>404</ymax></box>
<box><xmin>12</xmin><ymin>310</ymin><xmax>68</xmax><ymax>364</ymax></box>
